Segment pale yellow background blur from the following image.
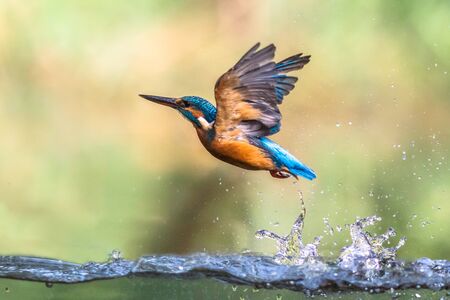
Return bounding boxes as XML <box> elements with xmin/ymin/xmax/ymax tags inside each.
<box><xmin>0</xmin><ymin>0</ymin><xmax>449</xmax><ymax>262</ymax></box>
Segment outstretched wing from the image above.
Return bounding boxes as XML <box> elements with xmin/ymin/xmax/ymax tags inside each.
<box><xmin>214</xmin><ymin>43</ymin><xmax>310</xmax><ymax>138</ymax></box>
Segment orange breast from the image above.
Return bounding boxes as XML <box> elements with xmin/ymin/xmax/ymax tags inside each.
<box><xmin>197</xmin><ymin>131</ymin><xmax>275</xmax><ymax>171</ymax></box>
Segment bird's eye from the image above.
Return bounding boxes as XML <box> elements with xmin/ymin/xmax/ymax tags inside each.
<box><xmin>176</xmin><ymin>99</ymin><xmax>190</xmax><ymax>108</ymax></box>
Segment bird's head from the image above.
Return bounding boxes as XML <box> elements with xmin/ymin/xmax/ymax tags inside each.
<box><xmin>139</xmin><ymin>94</ymin><xmax>216</xmax><ymax>130</ymax></box>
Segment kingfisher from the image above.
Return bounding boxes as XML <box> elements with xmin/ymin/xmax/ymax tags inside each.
<box><xmin>139</xmin><ymin>43</ymin><xmax>316</xmax><ymax>180</ymax></box>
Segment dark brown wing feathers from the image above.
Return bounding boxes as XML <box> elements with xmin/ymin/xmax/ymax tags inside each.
<box><xmin>214</xmin><ymin>43</ymin><xmax>310</xmax><ymax>137</ymax></box>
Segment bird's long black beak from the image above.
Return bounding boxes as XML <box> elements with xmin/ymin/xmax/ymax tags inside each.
<box><xmin>139</xmin><ymin>94</ymin><xmax>178</xmax><ymax>108</ymax></box>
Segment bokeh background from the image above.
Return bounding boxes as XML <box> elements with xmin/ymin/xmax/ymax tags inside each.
<box><xmin>1</xmin><ymin>0</ymin><xmax>449</xmax><ymax>268</ymax></box>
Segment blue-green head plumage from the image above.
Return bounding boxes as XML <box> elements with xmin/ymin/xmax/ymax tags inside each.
<box><xmin>179</xmin><ymin>96</ymin><xmax>217</xmax><ymax>125</ymax></box>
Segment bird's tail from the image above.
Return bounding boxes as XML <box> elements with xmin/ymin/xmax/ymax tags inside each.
<box><xmin>258</xmin><ymin>137</ymin><xmax>316</xmax><ymax>180</ymax></box>
<box><xmin>287</xmin><ymin>162</ymin><xmax>316</xmax><ymax>180</ymax></box>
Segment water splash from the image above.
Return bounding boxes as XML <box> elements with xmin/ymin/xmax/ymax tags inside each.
<box><xmin>0</xmin><ymin>254</ymin><xmax>448</xmax><ymax>294</ymax></box>
<box><xmin>0</xmin><ymin>197</ymin><xmax>445</xmax><ymax>295</ymax></box>
<box><xmin>339</xmin><ymin>216</ymin><xmax>406</xmax><ymax>274</ymax></box>
<box><xmin>256</xmin><ymin>193</ymin><xmax>406</xmax><ymax>273</ymax></box>
<box><xmin>0</xmin><ymin>211</ymin><xmax>445</xmax><ymax>295</ymax></box>
<box><xmin>255</xmin><ymin>192</ymin><xmax>322</xmax><ymax>265</ymax></box>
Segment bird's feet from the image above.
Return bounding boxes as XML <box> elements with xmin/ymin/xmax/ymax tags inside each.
<box><xmin>270</xmin><ymin>170</ymin><xmax>295</xmax><ymax>179</ymax></box>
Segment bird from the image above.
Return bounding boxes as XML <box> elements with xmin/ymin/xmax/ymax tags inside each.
<box><xmin>139</xmin><ymin>43</ymin><xmax>316</xmax><ymax>180</ymax></box>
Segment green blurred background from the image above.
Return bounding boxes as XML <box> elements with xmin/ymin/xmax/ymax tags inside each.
<box><xmin>0</xmin><ymin>0</ymin><xmax>449</xmax><ymax>266</ymax></box>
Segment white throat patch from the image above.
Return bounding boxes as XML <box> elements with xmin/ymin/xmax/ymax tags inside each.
<box><xmin>197</xmin><ymin>117</ymin><xmax>213</xmax><ymax>130</ymax></box>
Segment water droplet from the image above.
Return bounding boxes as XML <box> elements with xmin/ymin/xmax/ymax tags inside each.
<box><xmin>45</xmin><ymin>282</ymin><xmax>53</xmax><ymax>288</ymax></box>
<box><xmin>108</xmin><ymin>249</ymin><xmax>122</xmax><ymax>261</ymax></box>
<box><xmin>402</xmin><ymin>151</ymin><xmax>407</xmax><ymax>160</ymax></box>
<box><xmin>335</xmin><ymin>123</ymin><xmax>341</xmax><ymax>128</ymax></box>
<box><xmin>323</xmin><ymin>217</ymin><xmax>334</xmax><ymax>236</ymax></box>
<box><xmin>421</xmin><ymin>221</ymin><xmax>431</xmax><ymax>227</ymax></box>
<box><xmin>4</xmin><ymin>287</ymin><xmax>10</xmax><ymax>293</ymax></box>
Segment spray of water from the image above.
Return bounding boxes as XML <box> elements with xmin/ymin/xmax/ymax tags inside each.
<box><xmin>339</xmin><ymin>216</ymin><xmax>406</xmax><ymax>274</ymax></box>
<box><xmin>256</xmin><ymin>193</ymin><xmax>406</xmax><ymax>270</ymax></box>
<box><xmin>255</xmin><ymin>192</ymin><xmax>322</xmax><ymax>265</ymax></box>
